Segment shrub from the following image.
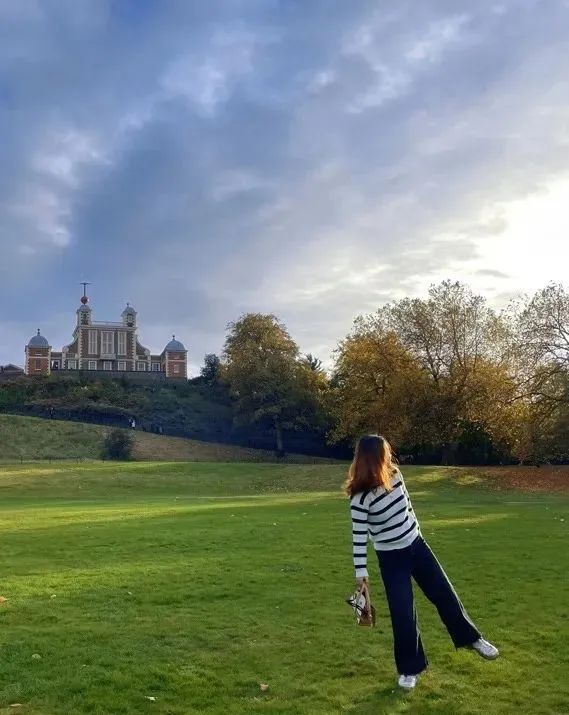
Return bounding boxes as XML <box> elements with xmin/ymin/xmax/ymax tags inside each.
<box><xmin>102</xmin><ymin>428</ymin><xmax>133</xmax><ymax>460</ymax></box>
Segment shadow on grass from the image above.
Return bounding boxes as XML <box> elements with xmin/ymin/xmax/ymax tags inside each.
<box><xmin>0</xmin><ymin>504</ymin><xmax>520</xmax><ymax>622</ymax></box>
<box><xmin>0</xmin><ymin>491</ymin><xmax>341</xmax><ymax>531</ymax></box>
<box><xmin>0</xmin><ymin>491</ymin><xmax>517</xmax><ymax>535</ymax></box>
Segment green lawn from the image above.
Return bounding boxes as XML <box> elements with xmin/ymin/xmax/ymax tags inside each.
<box><xmin>0</xmin><ymin>463</ymin><xmax>567</xmax><ymax>714</ymax></box>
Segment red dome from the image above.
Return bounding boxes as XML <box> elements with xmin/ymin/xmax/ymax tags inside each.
<box><xmin>80</xmin><ymin>295</ymin><xmax>89</xmax><ymax>304</ymax></box>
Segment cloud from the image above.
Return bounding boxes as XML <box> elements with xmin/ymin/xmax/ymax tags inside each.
<box><xmin>476</xmin><ymin>269</ymin><xmax>510</xmax><ymax>279</ymax></box>
<box><xmin>160</xmin><ymin>23</ymin><xmax>279</xmax><ymax>116</ymax></box>
<box><xmin>343</xmin><ymin>11</ymin><xmax>470</xmax><ymax>112</ymax></box>
<box><xmin>1</xmin><ymin>0</ymin><xmax>569</xmax><ymax>370</ymax></box>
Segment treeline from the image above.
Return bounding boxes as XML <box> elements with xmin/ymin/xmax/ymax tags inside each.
<box><xmin>1</xmin><ymin>280</ymin><xmax>567</xmax><ymax>464</ymax></box>
<box><xmin>216</xmin><ymin>281</ymin><xmax>569</xmax><ymax>464</ymax></box>
<box><xmin>0</xmin><ymin>364</ymin><xmax>345</xmax><ymax>458</ymax></box>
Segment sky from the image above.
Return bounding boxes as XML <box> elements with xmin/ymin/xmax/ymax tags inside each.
<box><xmin>1</xmin><ymin>0</ymin><xmax>568</xmax><ymax>374</ymax></box>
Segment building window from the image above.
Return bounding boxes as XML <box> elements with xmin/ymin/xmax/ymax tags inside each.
<box><xmin>118</xmin><ymin>331</ymin><xmax>127</xmax><ymax>356</ymax></box>
<box><xmin>151</xmin><ymin>362</ymin><xmax>161</xmax><ymax>372</ymax></box>
<box><xmin>88</xmin><ymin>330</ymin><xmax>97</xmax><ymax>355</ymax></box>
<box><xmin>68</xmin><ymin>360</ymin><xmax>77</xmax><ymax>370</ymax></box>
<box><xmin>102</xmin><ymin>331</ymin><xmax>114</xmax><ymax>355</ymax></box>
<box><xmin>103</xmin><ymin>361</ymin><xmax>112</xmax><ymax>371</ymax></box>
<box><xmin>51</xmin><ymin>360</ymin><xmax>60</xmax><ymax>370</ymax></box>
<box><xmin>137</xmin><ymin>362</ymin><xmax>147</xmax><ymax>371</ymax></box>
<box><xmin>173</xmin><ymin>364</ymin><xmax>180</xmax><ymax>374</ymax></box>
<box><xmin>35</xmin><ymin>359</ymin><xmax>42</xmax><ymax>370</ymax></box>
<box><xmin>117</xmin><ymin>361</ymin><xmax>126</xmax><ymax>371</ymax></box>
<box><xmin>88</xmin><ymin>360</ymin><xmax>97</xmax><ymax>370</ymax></box>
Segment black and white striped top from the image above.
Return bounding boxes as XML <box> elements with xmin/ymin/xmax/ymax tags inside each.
<box><xmin>350</xmin><ymin>469</ymin><xmax>420</xmax><ymax>578</ymax></box>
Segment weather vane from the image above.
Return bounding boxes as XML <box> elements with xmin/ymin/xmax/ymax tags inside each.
<box><xmin>80</xmin><ymin>281</ymin><xmax>91</xmax><ymax>305</ymax></box>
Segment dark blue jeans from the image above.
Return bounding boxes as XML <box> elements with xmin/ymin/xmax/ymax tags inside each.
<box><xmin>376</xmin><ymin>536</ymin><xmax>480</xmax><ymax>676</ymax></box>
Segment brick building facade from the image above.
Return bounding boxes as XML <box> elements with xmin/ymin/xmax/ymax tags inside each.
<box><xmin>25</xmin><ymin>292</ymin><xmax>187</xmax><ymax>379</ymax></box>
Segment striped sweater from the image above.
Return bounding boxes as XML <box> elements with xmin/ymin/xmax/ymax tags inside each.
<box><xmin>350</xmin><ymin>469</ymin><xmax>420</xmax><ymax>579</ymax></box>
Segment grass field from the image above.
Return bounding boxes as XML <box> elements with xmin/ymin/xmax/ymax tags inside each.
<box><xmin>0</xmin><ymin>415</ymin><xmax>330</xmax><ymax>463</ymax></box>
<box><xmin>0</xmin><ymin>462</ymin><xmax>568</xmax><ymax>714</ymax></box>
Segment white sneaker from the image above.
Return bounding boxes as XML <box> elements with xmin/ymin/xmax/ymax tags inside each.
<box><xmin>398</xmin><ymin>674</ymin><xmax>418</xmax><ymax>690</ymax></box>
<box><xmin>470</xmin><ymin>638</ymin><xmax>499</xmax><ymax>660</ymax></box>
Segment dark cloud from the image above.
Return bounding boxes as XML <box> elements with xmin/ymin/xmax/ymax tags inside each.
<box><xmin>1</xmin><ymin>0</ymin><xmax>569</xmax><ymax>369</ymax></box>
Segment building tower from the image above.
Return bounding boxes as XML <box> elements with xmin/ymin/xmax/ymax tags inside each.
<box><xmin>25</xmin><ymin>330</ymin><xmax>51</xmax><ymax>376</ymax></box>
<box><xmin>161</xmin><ymin>335</ymin><xmax>188</xmax><ymax>378</ymax></box>
<box><xmin>121</xmin><ymin>302</ymin><xmax>137</xmax><ymax>328</ymax></box>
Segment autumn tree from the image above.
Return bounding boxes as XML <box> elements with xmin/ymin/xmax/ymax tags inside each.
<box><xmin>331</xmin><ymin>281</ymin><xmax>526</xmax><ymax>462</ymax></box>
<box><xmin>515</xmin><ymin>372</ymin><xmax>569</xmax><ymax>464</ymax></box>
<box><xmin>391</xmin><ymin>282</ymin><xmax>519</xmax><ymax>453</ymax></box>
<box><xmin>330</xmin><ymin>329</ymin><xmax>428</xmax><ymax>448</ymax></box>
<box><xmin>221</xmin><ymin>314</ymin><xmax>326</xmax><ymax>455</ymax></box>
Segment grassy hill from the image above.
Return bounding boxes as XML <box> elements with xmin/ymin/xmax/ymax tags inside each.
<box><xmin>0</xmin><ymin>376</ymin><xmax>341</xmax><ymax>458</ymax></box>
<box><xmin>0</xmin><ymin>414</ymin><xmax>332</xmax><ymax>463</ymax></box>
<box><xmin>0</xmin><ymin>462</ymin><xmax>567</xmax><ymax>713</ymax></box>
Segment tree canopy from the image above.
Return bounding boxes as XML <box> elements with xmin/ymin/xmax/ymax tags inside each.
<box><xmin>221</xmin><ymin>314</ymin><xmax>326</xmax><ymax>455</ymax></box>
<box><xmin>329</xmin><ymin>281</ymin><xmax>569</xmax><ymax>464</ymax></box>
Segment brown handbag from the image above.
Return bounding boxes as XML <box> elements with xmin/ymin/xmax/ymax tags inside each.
<box><xmin>346</xmin><ymin>581</ymin><xmax>377</xmax><ymax>627</ymax></box>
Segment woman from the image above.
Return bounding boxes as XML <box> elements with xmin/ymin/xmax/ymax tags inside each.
<box><xmin>347</xmin><ymin>435</ymin><xmax>499</xmax><ymax>690</ymax></box>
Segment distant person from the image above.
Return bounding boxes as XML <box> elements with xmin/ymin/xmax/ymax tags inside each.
<box><xmin>347</xmin><ymin>435</ymin><xmax>499</xmax><ymax>690</ymax></box>
<box><xmin>130</xmin><ymin>417</ymin><xmax>136</xmax><ymax>429</ymax></box>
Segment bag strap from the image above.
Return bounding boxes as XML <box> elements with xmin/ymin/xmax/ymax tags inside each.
<box><xmin>357</xmin><ymin>581</ymin><xmax>372</xmax><ymax>614</ymax></box>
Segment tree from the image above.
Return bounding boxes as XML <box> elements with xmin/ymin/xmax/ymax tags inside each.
<box><xmin>386</xmin><ymin>281</ymin><xmax>515</xmax><ymax>453</ymax></box>
<box><xmin>221</xmin><ymin>314</ymin><xmax>323</xmax><ymax>455</ymax></box>
<box><xmin>303</xmin><ymin>353</ymin><xmax>324</xmax><ymax>373</ymax></box>
<box><xmin>332</xmin><ymin>281</ymin><xmax>524</xmax><ymax>463</ymax></box>
<box><xmin>514</xmin><ymin>283</ymin><xmax>569</xmax><ymax>403</ymax></box>
<box><xmin>387</xmin><ymin>280</ymin><xmax>508</xmax><ymax>382</ymax></box>
<box><xmin>200</xmin><ymin>353</ymin><xmax>221</xmax><ymax>385</ymax></box>
<box><xmin>330</xmin><ymin>329</ymin><xmax>428</xmax><ymax>448</ymax></box>
<box><xmin>456</xmin><ymin>357</ymin><xmax>524</xmax><ymax>462</ymax></box>
<box><xmin>518</xmin><ymin>283</ymin><xmax>569</xmax><ymax>369</ymax></box>
<box><xmin>506</xmin><ymin>284</ymin><xmax>569</xmax><ymax>462</ymax></box>
<box><xmin>102</xmin><ymin>428</ymin><xmax>133</xmax><ymax>460</ymax></box>
<box><xmin>513</xmin><ymin>367</ymin><xmax>569</xmax><ymax>464</ymax></box>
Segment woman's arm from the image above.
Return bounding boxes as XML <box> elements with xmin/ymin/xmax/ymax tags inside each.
<box><xmin>350</xmin><ymin>492</ymin><xmax>370</xmax><ymax>580</ymax></box>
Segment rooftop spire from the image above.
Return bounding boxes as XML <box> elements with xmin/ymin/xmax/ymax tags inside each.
<box><xmin>80</xmin><ymin>281</ymin><xmax>91</xmax><ymax>305</ymax></box>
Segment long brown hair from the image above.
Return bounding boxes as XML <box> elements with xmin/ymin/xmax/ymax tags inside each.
<box><xmin>345</xmin><ymin>434</ymin><xmax>396</xmax><ymax>497</ymax></box>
